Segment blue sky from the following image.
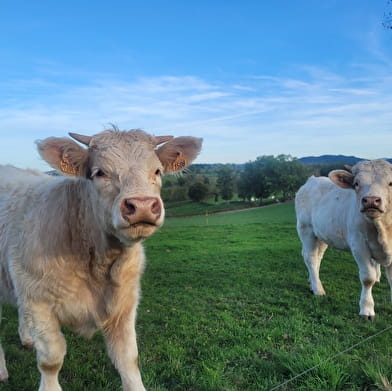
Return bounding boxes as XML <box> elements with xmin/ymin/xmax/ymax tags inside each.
<box><xmin>1</xmin><ymin>1</ymin><xmax>392</xmax><ymax>170</ymax></box>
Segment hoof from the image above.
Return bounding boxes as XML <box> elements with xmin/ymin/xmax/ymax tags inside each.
<box><xmin>360</xmin><ymin>314</ymin><xmax>375</xmax><ymax>321</ymax></box>
<box><xmin>22</xmin><ymin>342</ymin><xmax>34</xmax><ymax>350</ymax></box>
<box><xmin>0</xmin><ymin>371</ymin><xmax>9</xmax><ymax>382</ymax></box>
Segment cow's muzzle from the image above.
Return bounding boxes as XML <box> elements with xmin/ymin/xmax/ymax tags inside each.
<box><xmin>361</xmin><ymin>196</ymin><xmax>384</xmax><ymax>218</ymax></box>
<box><xmin>121</xmin><ymin>196</ymin><xmax>162</xmax><ymax>227</ymax></box>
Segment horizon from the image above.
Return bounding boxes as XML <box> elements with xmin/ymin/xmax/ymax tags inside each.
<box><xmin>193</xmin><ymin>153</ymin><xmax>392</xmax><ymax>164</ymax></box>
<box><xmin>42</xmin><ymin>153</ymin><xmax>392</xmax><ymax>172</ymax></box>
<box><xmin>1</xmin><ymin>1</ymin><xmax>392</xmax><ymax>171</ymax></box>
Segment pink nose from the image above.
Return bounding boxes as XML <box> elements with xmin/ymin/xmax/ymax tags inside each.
<box><xmin>361</xmin><ymin>196</ymin><xmax>382</xmax><ymax>209</ymax></box>
<box><xmin>121</xmin><ymin>196</ymin><xmax>162</xmax><ymax>225</ymax></box>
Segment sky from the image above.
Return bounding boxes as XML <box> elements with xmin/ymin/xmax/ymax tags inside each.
<box><xmin>1</xmin><ymin>0</ymin><xmax>392</xmax><ymax>171</ymax></box>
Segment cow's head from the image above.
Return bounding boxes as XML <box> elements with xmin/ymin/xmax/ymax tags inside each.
<box><xmin>37</xmin><ymin>128</ymin><xmax>202</xmax><ymax>245</ymax></box>
<box><xmin>329</xmin><ymin>160</ymin><xmax>392</xmax><ymax>220</ymax></box>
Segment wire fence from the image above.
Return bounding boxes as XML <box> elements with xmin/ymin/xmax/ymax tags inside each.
<box><xmin>269</xmin><ymin>324</ymin><xmax>392</xmax><ymax>391</ymax></box>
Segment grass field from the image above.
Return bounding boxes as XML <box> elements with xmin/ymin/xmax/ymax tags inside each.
<box><xmin>2</xmin><ymin>201</ymin><xmax>392</xmax><ymax>390</ymax></box>
<box><xmin>164</xmin><ymin>199</ymin><xmax>257</xmax><ymax>217</ymax></box>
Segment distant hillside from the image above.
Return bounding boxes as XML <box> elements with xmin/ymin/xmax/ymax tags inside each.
<box><xmin>299</xmin><ymin>155</ymin><xmax>392</xmax><ymax>165</ymax></box>
<box><xmin>299</xmin><ymin>155</ymin><xmax>363</xmax><ymax>165</ymax></box>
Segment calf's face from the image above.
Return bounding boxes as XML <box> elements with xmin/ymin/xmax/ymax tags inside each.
<box><xmin>329</xmin><ymin>160</ymin><xmax>392</xmax><ymax>220</ymax></box>
<box><xmin>38</xmin><ymin>129</ymin><xmax>202</xmax><ymax>244</ymax></box>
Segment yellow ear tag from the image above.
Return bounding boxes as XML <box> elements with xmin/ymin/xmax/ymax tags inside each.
<box><xmin>60</xmin><ymin>155</ymin><xmax>78</xmax><ymax>175</ymax></box>
<box><xmin>172</xmin><ymin>153</ymin><xmax>186</xmax><ymax>171</ymax></box>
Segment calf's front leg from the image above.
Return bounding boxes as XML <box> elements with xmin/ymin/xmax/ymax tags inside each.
<box><xmin>18</xmin><ymin>305</ymin><xmax>34</xmax><ymax>349</ymax></box>
<box><xmin>104</xmin><ymin>306</ymin><xmax>146</xmax><ymax>391</ymax></box>
<box><xmin>103</xmin><ymin>245</ymin><xmax>146</xmax><ymax>390</ymax></box>
<box><xmin>24</xmin><ymin>303</ymin><xmax>66</xmax><ymax>391</ymax></box>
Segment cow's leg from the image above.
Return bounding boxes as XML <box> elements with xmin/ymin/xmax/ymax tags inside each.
<box><xmin>26</xmin><ymin>305</ymin><xmax>66</xmax><ymax>391</ymax></box>
<box><xmin>372</xmin><ymin>260</ymin><xmax>381</xmax><ymax>283</ymax></box>
<box><xmin>104</xmin><ymin>306</ymin><xmax>146</xmax><ymax>391</ymax></box>
<box><xmin>317</xmin><ymin>241</ymin><xmax>328</xmax><ymax>262</ymax></box>
<box><xmin>353</xmin><ymin>251</ymin><xmax>377</xmax><ymax>319</ymax></box>
<box><xmin>18</xmin><ymin>306</ymin><xmax>33</xmax><ymax>349</ymax></box>
<box><xmin>0</xmin><ymin>305</ymin><xmax>9</xmax><ymax>382</ymax></box>
<box><xmin>384</xmin><ymin>264</ymin><xmax>392</xmax><ymax>302</ymax></box>
<box><xmin>297</xmin><ymin>224</ymin><xmax>327</xmax><ymax>295</ymax></box>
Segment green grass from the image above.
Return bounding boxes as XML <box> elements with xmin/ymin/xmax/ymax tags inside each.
<box><xmin>2</xmin><ymin>202</ymin><xmax>392</xmax><ymax>390</ymax></box>
<box><xmin>164</xmin><ymin>199</ymin><xmax>257</xmax><ymax>217</ymax></box>
<box><xmin>165</xmin><ymin>201</ymin><xmax>294</xmax><ymax>226</ymax></box>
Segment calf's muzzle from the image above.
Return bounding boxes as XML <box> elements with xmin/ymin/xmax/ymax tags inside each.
<box><xmin>121</xmin><ymin>196</ymin><xmax>162</xmax><ymax>225</ymax></box>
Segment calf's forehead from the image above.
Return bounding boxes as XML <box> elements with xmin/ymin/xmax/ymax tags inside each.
<box><xmin>89</xmin><ymin>130</ymin><xmax>161</xmax><ymax>170</ymax></box>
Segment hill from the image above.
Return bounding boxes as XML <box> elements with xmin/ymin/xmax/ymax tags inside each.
<box><xmin>299</xmin><ymin>154</ymin><xmax>363</xmax><ymax>165</ymax></box>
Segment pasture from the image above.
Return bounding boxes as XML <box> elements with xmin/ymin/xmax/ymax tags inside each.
<box><xmin>1</xmin><ymin>202</ymin><xmax>392</xmax><ymax>390</ymax></box>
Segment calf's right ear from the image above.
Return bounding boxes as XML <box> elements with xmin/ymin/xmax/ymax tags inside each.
<box><xmin>329</xmin><ymin>169</ymin><xmax>354</xmax><ymax>189</ymax></box>
<box><xmin>36</xmin><ymin>137</ymin><xmax>88</xmax><ymax>176</ymax></box>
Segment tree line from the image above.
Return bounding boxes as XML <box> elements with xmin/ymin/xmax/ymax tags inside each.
<box><xmin>161</xmin><ymin>155</ymin><xmax>350</xmax><ymax>204</ymax></box>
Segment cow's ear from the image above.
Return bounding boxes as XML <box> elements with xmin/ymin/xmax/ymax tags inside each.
<box><xmin>329</xmin><ymin>169</ymin><xmax>355</xmax><ymax>189</ymax></box>
<box><xmin>156</xmin><ymin>137</ymin><xmax>203</xmax><ymax>173</ymax></box>
<box><xmin>36</xmin><ymin>137</ymin><xmax>88</xmax><ymax>176</ymax></box>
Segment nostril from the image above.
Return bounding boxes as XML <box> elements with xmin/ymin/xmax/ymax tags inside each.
<box><xmin>151</xmin><ymin>199</ymin><xmax>161</xmax><ymax>216</ymax></box>
<box><xmin>123</xmin><ymin>199</ymin><xmax>136</xmax><ymax>216</ymax></box>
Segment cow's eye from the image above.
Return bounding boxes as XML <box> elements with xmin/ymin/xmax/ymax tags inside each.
<box><xmin>354</xmin><ymin>181</ymin><xmax>359</xmax><ymax>188</ymax></box>
<box><xmin>155</xmin><ymin>169</ymin><xmax>162</xmax><ymax>176</ymax></box>
<box><xmin>92</xmin><ymin>169</ymin><xmax>106</xmax><ymax>178</ymax></box>
<box><xmin>389</xmin><ymin>182</ymin><xmax>392</xmax><ymax>187</ymax></box>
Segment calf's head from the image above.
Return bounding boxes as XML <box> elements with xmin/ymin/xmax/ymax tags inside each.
<box><xmin>37</xmin><ymin>128</ymin><xmax>202</xmax><ymax>244</ymax></box>
<box><xmin>329</xmin><ymin>160</ymin><xmax>392</xmax><ymax>220</ymax></box>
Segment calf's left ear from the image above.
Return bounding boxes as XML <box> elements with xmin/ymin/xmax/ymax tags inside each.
<box><xmin>156</xmin><ymin>137</ymin><xmax>203</xmax><ymax>173</ymax></box>
<box><xmin>329</xmin><ymin>169</ymin><xmax>354</xmax><ymax>189</ymax></box>
<box><xmin>36</xmin><ymin>137</ymin><xmax>89</xmax><ymax>176</ymax></box>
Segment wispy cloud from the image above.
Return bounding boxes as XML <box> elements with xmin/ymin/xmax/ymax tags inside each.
<box><xmin>1</xmin><ymin>62</ymin><xmax>392</xmax><ymax>170</ymax></box>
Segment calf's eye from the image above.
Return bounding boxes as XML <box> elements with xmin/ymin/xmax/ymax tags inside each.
<box><xmin>92</xmin><ymin>169</ymin><xmax>106</xmax><ymax>178</ymax></box>
<box><xmin>155</xmin><ymin>169</ymin><xmax>162</xmax><ymax>176</ymax></box>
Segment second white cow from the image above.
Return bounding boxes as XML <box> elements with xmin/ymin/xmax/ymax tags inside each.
<box><xmin>295</xmin><ymin>159</ymin><xmax>392</xmax><ymax>319</ymax></box>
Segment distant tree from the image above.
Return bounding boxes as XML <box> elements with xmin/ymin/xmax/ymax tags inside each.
<box><xmin>177</xmin><ymin>176</ymin><xmax>186</xmax><ymax>186</ymax></box>
<box><xmin>237</xmin><ymin>175</ymin><xmax>252</xmax><ymax>201</ymax></box>
<box><xmin>163</xmin><ymin>177</ymin><xmax>173</xmax><ymax>187</ymax></box>
<box><xmin>188</xmin><ymin>182</ymin><xmax>209</xmax><ymax>202</ymax></box>
<box><xmin>172</xmin><ymin>187</ymin><xmax>188</xmax><ymax>201</ymax></box>
<box><xmin>161</xmin><ymin>186</ymin><xmax>173</xmax><ymax>201</ymax></box>
<box><xmin>216</xmin><ymin>165</ymin><xmax>236</xmax><ymax>201</ymax></box>
<box><xmin>237</xmin><ymin>155</ymin><xmax>310</xmax><ymax>203</ymax></box>
<box><xmin>275</xmin><ymin>155</ymin><xmax>310</xmax><ymax>200</ymax></box>
<box><xmin>237</xmin><ymin>157</ymin><xmax>272</xmax><ymax>203</ymax></box>
<box><xmin>383</xmin><ymin>0</ymin><xmax>392</xmax><ymax>29</ymax></box>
